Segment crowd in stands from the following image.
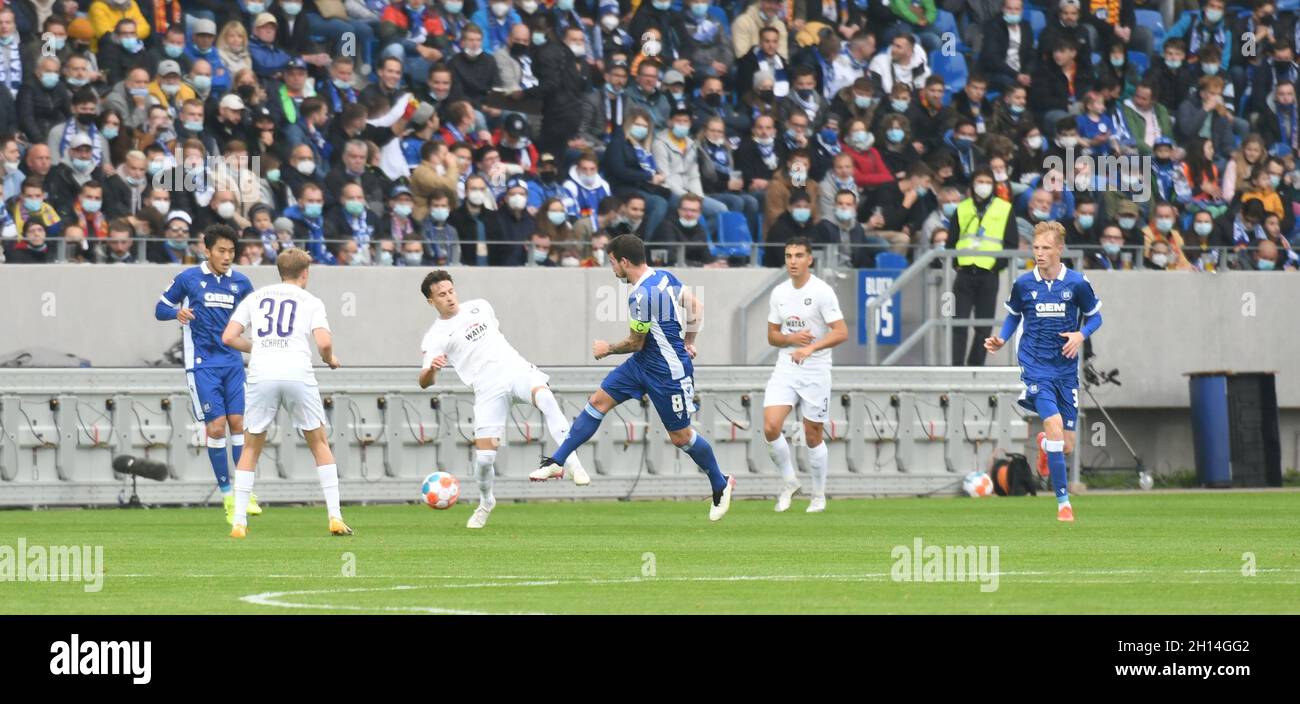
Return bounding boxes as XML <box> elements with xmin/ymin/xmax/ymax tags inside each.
<box><xmin>0</xmin><ymin>0</ymin><xmax>1295</xmax><ymax>271</ymax></box>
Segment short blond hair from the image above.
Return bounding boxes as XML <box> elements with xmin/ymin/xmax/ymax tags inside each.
<box><xmin>1032</xmin><ymin>221</ymin><xmax>1066</xmax><ymax>246</ymax></box>
<box><xmin>277</xmin><ymin>247</ymin><xmax>312</xmax><ymax>280</ymax></box>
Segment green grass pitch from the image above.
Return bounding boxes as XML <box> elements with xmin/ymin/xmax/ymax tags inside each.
<box><xmin>2</xmin><ymin>492</ymin><xmax>1297</xmax><ymax>614</ymax></box>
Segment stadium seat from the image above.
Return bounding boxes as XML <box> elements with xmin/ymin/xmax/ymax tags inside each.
<box><xmin>934</xmin><ymin>10</ymin><xmax>965</xmax><ymax>53</ymax></box>
<box><xmin>707</xmin><ymin>5</ymin><xmax>731</xmax><ymax>33</ymax></box>
<box><xmin>931</xmin><ymin>51</ymin><xmax>968</xmax><ymax>100</ymax></box>
<box><xmin>876</xmin><ymin>252</ymin><xmax>909</xmax><ymax>269</ymax></box>
<box><xmin>1127</xmin><ymin>50</ymin><xmax>1149</xmax><ymax>76</ymax></box>
<box><xmin>1026</xmin><ymin>8</ymin><xmax>1046</xmax><ymax>42</ymax></box>
<box><xmin>711</xmin><ymin>212</ymin><xmax>754</xmax><ymax>259</ymax></box>
<box><xmin>1135</xmin><ymin>9</ymin><xmax>1165</xmax><ymax>51</ymax></box>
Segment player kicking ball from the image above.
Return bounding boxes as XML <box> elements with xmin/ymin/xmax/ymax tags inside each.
<box><xmin>763</xmin><ymin>237</ymin><xmax>848</xmax><ymax>513</ymax></box>
<box><xmin>418</xmin><ymin>271</ymin><xmax>591</xmax><ymax>530</ymax></box>
<box><xmin>985</xmin><ymin>222</ymin><xmax>1102</xmax><ymax>523</ymax></box>
<box><xmin>154</xmin><ymin>224</ymin><xmax>263</xmax><ymax>525</ymax></box>
<box><xmin>537</xmin><ymin>235</ymin><xmax>737</xmax><ymax>521</ymax></box>
<box><xmin>220</xmin><ymin>250</ymin><xmax>351</xmax><ymax>538</ymax></box>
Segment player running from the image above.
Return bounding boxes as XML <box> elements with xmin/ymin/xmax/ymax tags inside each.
<box><xmin>154</xmin><ymin>224</ymin><xmax>262</xmax><ymax>524</ymax></box>
<box><xmin>763</xmin><ymin>237</ymin><xmax>848</xmax><ymax>513</ymax></box>
<box><xmin>536</xmin><ymin>235</ymin><xmax>737</xmax><ymax>521</ymax></box>
<box><xmin>985</xmin><ymin>222</ymin><xmax>1102</xmax><ymax>522</ymax></box>
<box><xmin>220</xmin><ymin>249</ymin><xmax>351</xmax><ymax>538</ymax></box>
<box><xmin>418</xmin><ymin>270</ymin><xmax>592</xmax><ymax>530</ymax></box>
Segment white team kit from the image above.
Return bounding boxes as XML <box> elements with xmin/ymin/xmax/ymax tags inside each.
<box><xmin>231</xmin><ymin>283</ymin><xmax>332</xmax><ymax>434</ymax></box>
<box><xmin>420</xmin><ymin>298</ymin><xmax>549</xmax><ymax>438</ymax></box>
<box><xmin>764</xmin><ymin>274</ymin><xmax>845</xmax><ymax>422</ymax></box>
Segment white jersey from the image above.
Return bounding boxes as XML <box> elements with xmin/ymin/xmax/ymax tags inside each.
<box><xmin>420</xmin><ymin>298</ymin><xmax>529</xmax><ymax>388</ymax></box>
<box><xmin>231</xmin><ymin>283</ymin><xmax>331</xmax><ymax>384</ymax></box>
<box><xmin>768</xmin><ymin>274</ymin><xmax>844</xmax><ymax>372</ymax></box>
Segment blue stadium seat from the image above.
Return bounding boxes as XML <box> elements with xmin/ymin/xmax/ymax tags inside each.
<box><xmin>1279</xmin><ymin>0</ymin><xmax>1300</xmax><ymax>11</ymax></box>
<box><xmin>934</xmin><ymin>10</ymin><xmax>965</xmax><ymax>52</ymax></box>
<box><xmin>931</xmin><ymin>50</ymin><xmax>967</xmax><ymax>100</ymax></box>
<box><xmin>1026</xmin><ymin>8</ymin><xmax>1046</xmax><ymax>42</ymax></box>
<box><xmin>1127</xmin><ymin>50</ymin><xmax>1149</xmax><ymax>76</ymax></box>
<box><xmin>1135</xmin><ymin>9</ymin><xmax>1165</xmax><ymax>51</ymax></box>
<box><xmin>706</xmin><ymin>5</ymin><xmax>731</xmax><ymax>34</ymax></box>
<box><xmin>711</xmin><ymin>212</ymin><xmax>753</xmax><ymax>259</ymax></box>
<box><xmin>876</xmin><ymin>252</ymin><xmax>909</xmax><ymax>269</ymax></box>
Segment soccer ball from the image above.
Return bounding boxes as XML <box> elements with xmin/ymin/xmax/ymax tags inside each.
<box><xmin>421</xmin><ymin>471</ymin><xmax>461</xmax><ymax>509</ymax></box>
<box><xmin>962</xmin><ymin>471</ymin><xmax>995</xmax><ymax>498</ymax></box>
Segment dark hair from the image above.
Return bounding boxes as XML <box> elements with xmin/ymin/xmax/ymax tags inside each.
<box><xmin>786</xmin><ymin>236</ymin><xmax>813</xmax><ymax>255</ymax></box>
<box><xmin>421</xmin><ymin>269</ymin><xmax>454</xmax><ymax>299</ymax></box>
<box><xmin>608</xmin><ymin>234</ymin><xmax>646</xmax><ymax>265</ymax></box>
<box><xmin>203</xmin><ymin>223</ymin><xmax>239</xmax><ymax>250</ymax></box>
<box><xmin>597</xmin><ymin>194</ymin><xmax>623</xmax><ymax>215</ymax></box>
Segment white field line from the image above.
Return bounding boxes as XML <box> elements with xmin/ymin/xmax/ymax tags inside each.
<box><xmin>233</xmin><ymin>569</ymin><xmax>1300</xmax><ymax>614</ymax></box>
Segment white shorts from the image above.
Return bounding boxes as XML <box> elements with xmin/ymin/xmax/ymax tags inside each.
<box><xmin>473</xmin><ymin>363</ymin><xmax>550</xmax><ymax>439</ymax></box>
<box><xmin>244</xmin><ymin>379</ymin><xmax>328</xmax><ymax>434</ymax></box>
<box><xmin>763</xmin><ymin>365</ymin><xmax>832</xmax><ymax>423</ymax></box>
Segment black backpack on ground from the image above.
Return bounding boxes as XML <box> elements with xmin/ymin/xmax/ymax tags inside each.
<box><xmin>991</xmin><ymin>453</ymin><xmax>1038</xmax><ymax>496</ymax></box>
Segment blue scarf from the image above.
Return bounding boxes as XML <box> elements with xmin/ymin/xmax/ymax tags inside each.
<box><xmin>60</xmin><ymin>120</ymin><xmax>104</xmax><ymax>168</ymax></box>
<box><xmin>1188</xmin><ymin>16</ymin><xmax>1226</xmax><ymax>56</ymax></box>
<box><xmin>702</xmin><ymin>141</ymin><xmax>730</xmax><ymax>175</ymax></box>
<box><xmin>633</xmin><ymin>143</ymin><xmax>657</xmax><ymax>177</ymax></box>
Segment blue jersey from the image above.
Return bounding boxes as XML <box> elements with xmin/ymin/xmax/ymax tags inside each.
<box><xmin>628</xmin><ymin>268</ymin><xmax>693</xmax><ymax>382</ymax></box>
<box><xmin>1005</xmin><ymin>265</ymin><xmax>1100</xmax><ymax>380</ymax></box>
<box><xmin>158</xmin><ymin>263</ymin><xmax>252</xmax><ymax>370</ymax></box>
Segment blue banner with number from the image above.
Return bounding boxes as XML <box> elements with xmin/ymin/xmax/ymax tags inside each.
<box><xmin>859</xmin><ymin>268</ymin><xmax>902</xmax><ymax>345</ymax></box>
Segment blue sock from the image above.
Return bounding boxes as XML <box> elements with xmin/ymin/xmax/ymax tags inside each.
<box><xmin>552</xmin><ymin>404</ymin><xmax>604</xmax><ymax>465</ymax></box>
<box><xmin>206</xmin><ymin>437</ymin><xmax>231</xmax><ymax>492</ymax></box>
<box><xmin>683</xmin><ymin>430</ymin><xmax>728</xmax><ymax>494</ymax></box>
<box><xmin>1044</xmin><ymin>439</ymin><xmax>1069</xmax><ymax>504</ymax></box>
<box><xmin>230</xmin><ymin>433</ymin><xmax>244</xmax><ymax>467</ymax></box>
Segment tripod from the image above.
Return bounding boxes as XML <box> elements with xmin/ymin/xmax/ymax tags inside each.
<box><xmin>1080</xmin><ymin>362</ymin><xmax>1151</xmax><ymax>490</ymax></box>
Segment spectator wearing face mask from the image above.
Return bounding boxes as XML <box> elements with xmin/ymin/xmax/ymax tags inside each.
<box><xmin>563</xmin><ymin>151</ymin><xmax>613</xmax><ymax>230</ymax></box>
<box><xmin>649</xmin><ymin>193</ymin><xmax>715</xmax><ymax>267</ymax></box>
<box><xmin>815</xmin><ymin>187</ymin><xmax>888</xmax><ymax>269</ymax></box>
<box><xmin>950</xmin><ymin>166</ymin><xmax>1017</xmax><ymax>365</ymax></box>
<box><xmin>1111</xmin><ymin>199</ymin><xmax>1145</xmax><ymax>246</ymax></box>
<box><xmin>46</xmin><ymin>134</ymin><xmax>105</xmax><ymax>210</ymax></box>
<box><xmin>763</xmin><ymin>151</ymin><xmax>818</xmax><ymax>239</ymax></box>
<box><xmin>920</xmin><ymin>184</ymin><xmax>963</xmax><ymax>244</ymax></box>
<box><xmin>762</xmin><ymin>189</ymin><xmax>816</xmax><ymax>267</ymax></box>
<box><xmin>1142</xmin><ymin>201</ymin><xmax>1193</xmax><ymax>270</ymax></box>
<box><xmin>1184</xmin><ymin>210</ymin><xmax>1229</xmax><ymax>271</ymax></box>
<box><xmin>862</xmin><ymin>161</ymin><xmax>936</xmax><ymax>252</ymax></box>
<box><xmin>95</xmin><ymin>17</ymin><xmax>154</xmax><ymax>86</ymax></box>
<box><xmin>526</xmin><ymin>153</ymin><xmax>573</xmax><ymax>215</ymax></box>
<box><xmin>420</xmin><ymin>188</ymin><xmax>461</xmax><ymax>266</ymax></box>
<box><xmin>1086</xmin><ymin>225</ymin><xmax>1132</xmax><ymax>270</ymax></box>
<box><xmin>690</xmin><ymin>75</ymin><xmax>750</xmax><ymax>139</ymax></box>
<box><xmin>9</xmin><ymin>220</ymin><xmax>54</xmax><ymax>264</ymax></box>
<box><xmin>494</xmin><ymin>178</ymin><xmax>534</xmax><ymax>266</ymax></box>
<box><xmin>1066</xmin><ymin>194</ymin><xmax>1098</xmax><ymax>246</ymax></box>
<box><xmin>977</xmin><ymin>0</ymin><xmax>1037</xmax><ymax>95</ymax></box>
<box><xmin>1245</xmin><ymin>238</ymin><xmax>1295</xmax><ymax>271</ymax></box>
<box><xmin>1145</xmin><ymin>239</ymin><xmax>1178</xmax><ymax>271</ymax></box>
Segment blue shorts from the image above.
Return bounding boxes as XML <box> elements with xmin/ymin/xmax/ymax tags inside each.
<box><xmin>1018</xmin><ymin>376</ymin><xmax>1079</xmax><ymax>431</ymax></box>
<box><xmin>186</xmin><ymin>365</ymin><xmax>246</xmax><ymax>423</ymax></box>
<box><xmin>601</xmin><ymin>358</ymin><xmax>696</xmax><ymax>432</ymax></box>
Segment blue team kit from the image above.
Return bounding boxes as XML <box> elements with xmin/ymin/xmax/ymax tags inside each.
<box><xmin>1004</xmin><ymin>265</ymin><xmax>1102</xmax><ymax>431</ymax></box>
<box><xmin>601</xmin><ymin>268</ymin><xmax>697</xmax><ymax>432</ymax></box>
<box><xmin>156</xmin><ymin>263</ymin><xmax>252</xmax><ymax>422</ymax></box>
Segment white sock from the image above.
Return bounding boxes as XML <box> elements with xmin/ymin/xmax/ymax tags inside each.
<box><xmin>233</xmin><ymin>470</ymin><xmax>255</xmax><ymax>525</ymax></box>
<box><xmin>808</xmin><ymin>442</ymin><xmax>829</xmax><ymax>499</ymax></box>
<box><xmin>536</xmin><ymin>389</ymin><xmax>587</xmax><ymax>475</ymax></box>
<box><xmin>767</xmin><ymin>434</ymin><xmax>797</xmax><ymax>484</ymax></box>
<box><xmin>475</xmin><ymin>450</ymin><xmax>496</xmax><ymax>507</ymax></box>
<box><xmin>1040</xmin><ymin>434</ymin><xmax>1047</xmax><ymax>452</ymax></box>
<box><xmin>317</xmin><ymin>464</ymin><xmax>341</xmax><ymax>520</ymax></box>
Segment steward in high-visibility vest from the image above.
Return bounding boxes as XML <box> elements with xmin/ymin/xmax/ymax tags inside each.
<box><xmin>955</xmin><ymin>196</ymin><xmax>1013</xmax><ymax>270</ymax></box>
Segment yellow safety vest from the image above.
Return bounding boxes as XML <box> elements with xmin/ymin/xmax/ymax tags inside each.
<box><xmin>954</xmin><ymin>197</ymin><xmax>1012</xmax><ymax>269</ymax></box>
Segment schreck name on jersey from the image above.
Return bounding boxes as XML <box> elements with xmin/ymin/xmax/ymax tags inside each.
<box><xmin>1034</xmin><ymin>302</ymin><xmax>1067</xmax><ymax>317</ymax></box>
<box><xmin>203</xmin><ymin>292</ymin><xmax>237</xmax><ymax>309</ymax></box>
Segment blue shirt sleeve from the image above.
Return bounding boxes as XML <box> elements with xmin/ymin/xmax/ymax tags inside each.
<box><xmin>1003</xmin><ymin>277</ymin><xmax>1024</xmax><ymax>315</ymax></box>
<box><xmin>1075</xmin><ymin>275</ymin><xmax>1101</xmax><ymax>317</ymax></box>
<box><xmin>155</xmin><ymin>272</ymin><xmax>187</xmax><ymax>321</ymax></box>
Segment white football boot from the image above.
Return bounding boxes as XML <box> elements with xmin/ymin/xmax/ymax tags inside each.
<box><xmin>467</xmin><ymin>498</ymin><xmax>495</xmax><ymax>529</ymax></box>
<box><xmin>708</xmin><ymin>475</ymin><xmax>736</xmax><ymax>522</ymax></box>
<box><xmin>775</xmin><ymin>481</ymin><xmax>801</xmax><ymax>512</ymax></box>
<box><xmin>806</xmin><ymin>496</ymin><xmax>826</xmax><ymax>513</ymax></box>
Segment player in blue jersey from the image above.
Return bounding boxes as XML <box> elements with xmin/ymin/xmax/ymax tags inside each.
<box><xmin>154</xmin><ymin>224</ymin><xmax>263</xmax><ymax>524</ymax></box>
<box><xmin>986</xmin><ymin>222</ymin><xmax>1102</xmax><ymax>522</ymax></box>
<box><xmin>534</xmin><ymin>234</ymin><xmax>737</xmax><ymax>521</ymax></box>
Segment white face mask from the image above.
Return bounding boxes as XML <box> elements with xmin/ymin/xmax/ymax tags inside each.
<box><xmin>974</xmin><ymin>182</ymin><xmax>994</xmax><ymax>199</ymax></box>
<box><xmin>568</xmin><ymin>43</ymin><xmax>586</xmax><ymax>57</ymax></box>
<box><xmin>1151</xmin><ymin>253</ymin><xmax>1169</xmax><ymax>268</ymax></box>
<box><xmin>296</xmin><ymin>160</ymin><xmax>316</xmax><ymax>175</ymax></box>
<box><xmin>601</xmin><ymin>15</ymin><xmax>619</xmax><ymax>32</ymax></box>
<box><xmin>216</xmin><ymin>202</ymin><xmax>236</xmax><ymax>219</ymax></box>
<box><xmin>152</xmin><ymin>199</ymin><xmax>171</xmax><ymax>214</ymax></box>
<box><xmin>467</xmin><ymin>190</ymin><xmax>487</xmax><ymax>206</ymax></box>
<box><xmin>508</xmin><ymin>193</ymin><xmax>527</xmax><ymax>210</ymax></box>
<box><xmin>561</xmin><ymin>256</ymin><xmax>581</xmax><ymax>267</ymax></box>
<box><xmin>593</xmin><ymin>249</ymin><xmax>607</xmax><ymax>265</ymax></box>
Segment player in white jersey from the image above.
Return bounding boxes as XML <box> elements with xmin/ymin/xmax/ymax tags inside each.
<box><xmin>763</xmin><ymin>237</ymin><xmax>848</xmax><ymax>513</ymax></box>
<box><xmin>220</xmin><ymin>249</ymin><xmax>352</xmax><ymax>538</ymax></box>
<box><xmin>417</xmin><ymin>270</ymin><xmax>592</xmax><ymax>529</ymax></box>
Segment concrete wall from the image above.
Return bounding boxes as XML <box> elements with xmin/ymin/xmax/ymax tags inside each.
<box><xmin>2</xmin><ymin>265</ymin><xmax>1296</xmax><ymax>478</ymax></box>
